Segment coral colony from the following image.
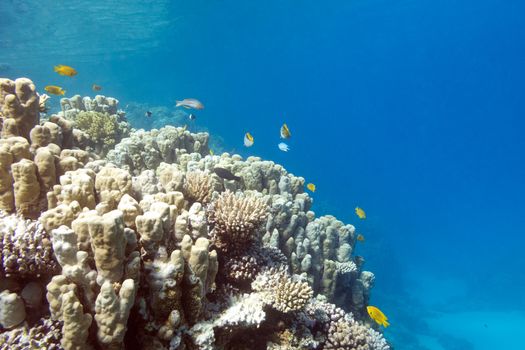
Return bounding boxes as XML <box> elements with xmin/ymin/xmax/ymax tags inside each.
<box><xmin>0</xmin><ymin>78</ymin><xmax>390</xmax><ymax>349</ymax></box>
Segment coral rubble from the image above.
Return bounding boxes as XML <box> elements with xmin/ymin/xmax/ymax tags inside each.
<box><xmin>0</xmin><ymin>78</ymin><xmax>390</xmax><ymax>349</ymax></box>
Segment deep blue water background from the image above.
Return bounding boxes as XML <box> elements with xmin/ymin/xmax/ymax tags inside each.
<box><xmin>1</xmin><ymin>0</ymin><xmax>524</xmax><ymax>348</ymax></box>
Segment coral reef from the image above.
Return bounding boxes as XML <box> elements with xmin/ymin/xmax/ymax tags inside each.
<box><xmin>58</xmin><ymin>95</ymin><xmax>131</xmax><ymax>156</ymax></box>
<box><xmin>0</xmin><ymin>78</ymin><xmax>390</xmax><ymax>350</ymax></box>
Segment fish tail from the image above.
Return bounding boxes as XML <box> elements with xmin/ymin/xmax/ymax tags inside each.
<box><xmin>61</xmin><ymin>90</ymin><xmax>66</xmax><ymax>95</ymax></box>
<box><xmin>383</xmin><ymin>320</ymin><xmax>390</xmax><ymax>327</ymax></box>
<box><xmin>175</xmin><ymin>100</ymin><xmax>182</xmax><ymax>107</ymax></box>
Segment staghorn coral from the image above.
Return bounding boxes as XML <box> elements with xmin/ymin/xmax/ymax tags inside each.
<box><xmin>207</xmin><ymin>190</ymin><xmax>269</xmax><ymax>253</ymax></box>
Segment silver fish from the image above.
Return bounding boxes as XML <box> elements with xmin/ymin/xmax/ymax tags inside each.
<box><xmin>278</xmin><ymin>142</ymin><xmax>289</xmax><ymax>152</ymax></box>
<box><xmin>176</xmin><ymin>98</ymin><xmax>204</xmax><ymax>110</ymax></box>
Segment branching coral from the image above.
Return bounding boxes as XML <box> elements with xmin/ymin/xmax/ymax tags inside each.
<box><xmin>207</xmin><ymin>190</ymin><xmax>269</xmax><ymax>253</ymax></box>
<box><xmin>73</xmin><ymin>111</ymin><xmax>126</xmax><ymax>155</ymax></box>
<box><xmin>253</xmin><ymin>268</ymin><xmax>313</xmax><ymax>314</ymax></box>
<box><xmin>0</xmin><ymin>211</ymin><xmax>59</xmax><ymax>277</ymax></box>
<box><xmin>184</xmin><ymin>170</ymin><xmax>213</xmax><ymax>204</ymax></box>
<box><xmin>0</xmin><ymin>317</ymin><xmax>62</xmax><ymax>350</ymax></box>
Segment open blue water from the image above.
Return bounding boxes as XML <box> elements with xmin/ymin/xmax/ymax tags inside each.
<box><xmin>1</xmin><ymin>0</ymin><xmax>524</xmax><ymax>348</ymax></box>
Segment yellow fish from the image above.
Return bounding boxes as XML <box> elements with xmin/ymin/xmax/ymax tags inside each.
<box><xmin>306</xmin><ymin>183</ymin><xmax>316</xmax><ymax>192</ymax></box>
<box><xmin>367</xmin><ymin>306</ymin><xmax>389</xmax><ymax>327</ymax></box>
<box><xmin>244</xmin><ymin>132</ymin><xmax>254</xmax><ymax>147</ymax></box>
<box><xmin>54</xmin><ymin>64</ymin><xmax>77</xmax><ymax>77</ymax></box>
<box><xmin>44</xmin><ymin>85</ymin><xmax>66</xmax><ymax>96</ymax></box>
<box><xmin>92</xmin><ymin>84</ymin><xmax>102</xmax><ymax>91</ymax></box>
<box><xmin>357</xmin><ymin>234</ymin><xmax>365</xmax><ymax>242</ymax></box>
<box><xmin>209</xmin><ymin>149</ymin><xmax>214</xmax><ymax>155</ymax></box>
<box><xmin>355</xmin><ymin>207</ymin><xmax>366</xmax><ymax>219</ymax></box>
<box><xmin>280</xmin><ymin>123</ymin><xmax>291</xmax><ymax>139</ymax></box>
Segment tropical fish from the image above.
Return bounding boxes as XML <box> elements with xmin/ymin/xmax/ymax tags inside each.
<box><xmin>355</xmin><ymin>207</ymin><xmax>366</xmax><ymax>219</ymax></box>
<box><xmin>306</xmin><ymin>183</ymin><xmax>316</xmax><ymax>192</ymax></box>
<box><xmin>280</xmin><ymin>123</ymin><xmax>291</xmax><ymax>139</ymax></box>
<box><xmin>278</xmin><ymin>142</ymin><xmax>289</xmax><ymax>152</ymax></box>
<box><xmin>54</xmin><ymin>64</ymin><xmax>77</xmax><ymax>77</ymax></box>
<box><xmin>213</xmin><ymin>167</ymin><xmax>241</xmax><ymax>181</ymax></box>
<box><xmin>176</xmin><ymin>98</ymin><xmax>204</xmax><ymax>110</ymax></box>
<box><xmin>189</xmin><ymin>113</ymin><xmax>196</xmax><ymax>120</ymax></box>
<box><xmin>244</xmin><ymin>132</ymin><xmax>254</xmax><ymax>147</ymax></box>
<box><xmin>44</xmin><ymin>85</ymin><xmax>66</xmax><ymax>96</ymax></box>
<box><xmin>357</xmin><ymin>234</ymin><xmax>365</xmax><ymax>242</ymax></box>
<box><xmin>92</xmin><ymin>84</ymin><xmax>102</xmax><ymax>91</ymax></box>
<box><xmin>145</xmin><ymin>111</ymin><xmax>152</xmax><ymax>117</ymax></box>
<box><xmin>367</xmin><ymin>306</ymin><xmax>389</xmax><ymax>327</ymax></box>
<box><xmin>209</xmin><ymin>149</ymin><xmax>214</xmax><ymax>155</ymax></box>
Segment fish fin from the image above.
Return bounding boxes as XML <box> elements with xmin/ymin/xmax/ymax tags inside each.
<box><xmin>175</xmin><ymin>100</ymin><xmax>182</xmax><ymax>107</ymax></box>
<box><xmin>383</xmin><ymin>320</ymin><xmax>390</xmax><ymax>327</ymax></box>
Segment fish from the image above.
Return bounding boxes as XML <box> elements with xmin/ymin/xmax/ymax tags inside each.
<box><xmin>357</xmin><ymin>234</ymin><xmax>365</xmax><ymax>242</ymax></box>
<box><xmin>189</xmin><ymin>113</ymin><xmax>196</xmax><ymax>120</ymax></box>
<box><xmin>145</xmin><ymin>111</ymin><xmax>152</xmax><ymax>117</ymax></box>
<box><xmin>367</xmin><ymin>306</ymin><xmax>389</xmax><ymax>327</ymax></box>
<box><xmin>355</xmin><ymin>207</ymin><xmax>366</xmax><ymax>219</ymax></box>
<box><xmin>306</xmin><ymin>183</ymin><xmax>316</xmax><ymax>192</ymax></box>
<box><xmin>175</xmin><ymin>98</ymin><xmax>204</xmax><ymax>110</ymax></box>
<box><xmin>213</xmin><ymin>167</ymin><xmax>241</xmax><ymax>181</ymax></box>
<box><xmin>54</xmin><ymin>64</ymin><xmax>77</xmax><ymax>77</ymax></box>
<box><xmin>280</xmin><ymin>123</ymin><xmax>291</xmax><ymax>139</ymax></box>
<box><xmin>244</xmin><ymin>132</ymin><xmax>254</xmax><ymax>147</ymax></box>
<box><xmin>44</xmin><ymin>85</ymin><xmax>66</xmax><ymax>96</ymax></box>
<box><xmin>92</xmin><ymin>84</ymin><xmax>102</xmax><ymax>91</ymax></box>
<box><xmin>209</xmin><ymin>149</ymin><xmax>214</xmax><ymax>155</ymax></box>
<box><xmin>278</xmin><ymin>142</ymin><xmax>289</xmax><ymax>152</ymax></box>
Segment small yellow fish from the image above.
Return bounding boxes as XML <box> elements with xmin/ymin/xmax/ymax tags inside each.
<box><xmin>54</xmin><ymin>64</ymin><xmax>77</xmax><ymax>77</ymax></box>
<box><xmin>44</xmin><ymin>85</ymin><xmax>66</xmax><ymax>96</ymax></box>
<box><xmin>355</xmin><ymin>207</ymin><xmax>366</xmax><ymax>219</ymax></box>
<box><xmin>92</xmin><ymin>84</ymin><xmax>102</xmax><ymax>91</ymax></box>
<box><xmin>280</xmin><ymin>123</ymin><xmax>291</xmax><ymax>139</ymax></box>
<box><xmin>306</xmin><ymin>183</ymin><xmax>316</xmax><ymax>192</ymax></box>
<box><xmin>367</xmin><ymin>306</ymin><xmax>389</xmax><ymax>327</ymax></box>
<box><xmin>244</xmin><ymin>132</ymin><xmax>254</xmax><ymax>147</ymax></box>
<box><xmin>357</xmin><ymin>234</ymin><xmax>365</xmax><ymax>242</ymax></box>
<box><xmin>209</xmin><ymin>149</ymin><xmax>214</xmax><ymax>155</ymax></box>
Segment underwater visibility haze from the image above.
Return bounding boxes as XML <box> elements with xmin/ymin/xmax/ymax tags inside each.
<box><xmin>0</xmin><ymin>0</ymin><xmax>524</xmax><ymax>349</ymax></box>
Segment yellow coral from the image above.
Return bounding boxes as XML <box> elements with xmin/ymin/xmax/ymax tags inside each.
<box><xmin>73</xmin><ymin>111</ymin><xmax>122</xmax><ymax>155</ymax></box>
